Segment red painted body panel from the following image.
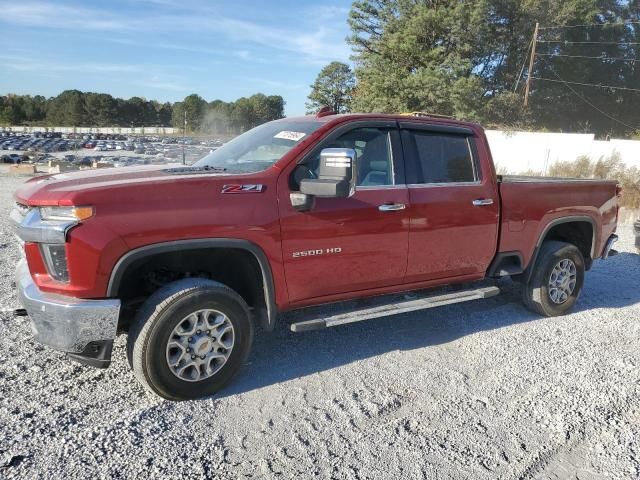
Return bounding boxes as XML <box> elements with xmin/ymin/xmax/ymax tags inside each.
<box><xmin>278</xmin><ymin>188</ymin><xmax>410</xmax><ymax>302</ymax></box>
<box><xmin>497</xmin><ymin>179</ymin><xmax>619</xmax><ymax>266</ymax></box>
<box><xmin>404</xmin><ymin>127</ymin><xmax>501</xmax><ymax>282</ymax></box>
<box><xmin>13</xmin><ymin>114</ymin><xmax>619</xmax><ymax>314</ymax></box>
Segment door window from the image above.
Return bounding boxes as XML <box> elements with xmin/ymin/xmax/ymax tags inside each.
<box><xmin>291</xmin><ymin>127</ymin><xmax>395</xmax><ymax>189</ymax></box>
<box><xmin>403</xmin><ymin>130</ymin><xmax>477</xmax><ymax>184</ymax></box>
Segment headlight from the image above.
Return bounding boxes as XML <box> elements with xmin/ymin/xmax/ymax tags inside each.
<box><xmin>40</xmin><ymin>244</ymin><xmax>69</xmax><ymax>282</ymax></box>
<box><xmin>39</xmin><ymin>206</ymin><xmax>94</xmax><ymax>221</ymax></box>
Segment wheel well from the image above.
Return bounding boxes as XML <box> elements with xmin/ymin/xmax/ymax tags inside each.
<box><xmin>114</xmin><ymin>247</ymin><xmax>269</xmax><ymax>332</ymax></box>
<box><xmin>542</xmin><ymin>221</ymin><xmax>594</xmax><ymax>265</ymax></box>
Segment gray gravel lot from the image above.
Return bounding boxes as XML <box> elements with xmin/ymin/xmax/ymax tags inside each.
<box><xmin>0</xmin><ymin>173</ymin><xmax>639</xmax><ymax>479</ymax></box>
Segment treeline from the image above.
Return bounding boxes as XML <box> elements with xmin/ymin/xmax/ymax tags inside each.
<box><xmin>0</xmin><ymin>91</ymin><xmax>285</xmax><ymax>134</ymax></box>
<box><xmin>172</xmin><ymin>93</ymin><xmax>285</xmax><ymax>134</ymax></box>
<box><xmin>346</xmin><ymin>0</ymin><xmax>640</xmax><ymax>137</ymax></box>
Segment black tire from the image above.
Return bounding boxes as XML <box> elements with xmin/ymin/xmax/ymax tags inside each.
<box><xmin>521</xmin><ymin>241</ymin><xmax>585</xmax><ymax>317</ymax></box>
<box><xmin>127</xmin><ymin>278</ymin><xmax>253</xmax><ymax>401</ymax></box>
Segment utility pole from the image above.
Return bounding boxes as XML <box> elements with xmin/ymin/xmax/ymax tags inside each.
<box><xmin>182</xmin><ymin>109</ymin><xmax>187</xmax><ymax>165</ymax></box>
<box><xmin>524</xmin><ymin>22</ymin><xmax>539</xmax><ymax>108</ymax></box>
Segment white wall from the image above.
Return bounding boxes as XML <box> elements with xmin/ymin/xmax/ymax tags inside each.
<box><xmin>485</xmin><ymin>130</ymin><xmax>640</xmax><ymax>174</ymax></box>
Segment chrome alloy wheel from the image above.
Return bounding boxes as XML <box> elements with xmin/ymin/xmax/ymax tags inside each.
<box><xmin>548</xmin><ymin>259</ymin><xmax>577</xmax><ymax>305</ymax></box>
<box><xmin>165</xmin><ymin>309</ymin><xmax>235</xmax><ymax>382</ymax></box>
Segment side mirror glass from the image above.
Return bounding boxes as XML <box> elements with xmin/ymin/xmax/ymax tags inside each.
<box><xmin>299</xmin><ymin>148</ymin><xmax>356</xmax><ymax>199</ymax></box>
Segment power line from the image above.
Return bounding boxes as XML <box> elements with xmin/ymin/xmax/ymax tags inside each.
<box><xmin>535</xmin><ymin>64</ymin><xmax>640</xmax><ymax>130</ymax></box>
<box><xmin>537</xmin><ymin>40</ymin><xmax>640</xmax><ymax>45</ymax></box>
<box><xmin>536</xmin><ymin>52</ymin><xmax>640</xmax><ymax>62</ymax></box>
<box><xmin>538</xmin><ymin>21</ymin><xmax>640</xmax><ymax>30</ymax></box>
<box><xmin>529</xmin><ymin>76</ymin><xmax>640</xmax><ymax>93</ymax></box>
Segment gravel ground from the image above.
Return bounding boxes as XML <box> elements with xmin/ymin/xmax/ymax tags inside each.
<box><xmin>0</xmin><ymin>173</ymin><xmax>639</xmax><ymax>479</ymax></box>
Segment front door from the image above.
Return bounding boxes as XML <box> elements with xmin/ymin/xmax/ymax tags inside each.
<box><xmin>278</xmin><ymin>123</ymin><xmax>410</xmax><ymax>303</ymax></box>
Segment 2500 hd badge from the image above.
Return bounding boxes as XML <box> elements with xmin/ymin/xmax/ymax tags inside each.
<box><xmin>292</xmin><ymin>247</ymin><xmax>343</xmax><ymax>258</ymax></box>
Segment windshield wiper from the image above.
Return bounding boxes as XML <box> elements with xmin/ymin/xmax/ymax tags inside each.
<box><xmin>163</xmin><ymin>165</ymin><xmax>227</xmax><ymax>175</ymax></box>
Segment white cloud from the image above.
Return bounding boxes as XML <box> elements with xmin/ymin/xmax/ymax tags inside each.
<box><xmin>0</xmin><ymin>55</ymin><xmax>142</xmax><ymax>73</ymax></box>
<box><xmin>194</xmin><ymin>16</ymin><xmax>350</xmax><ymax>63</ymax></box>
<box><xmin>243</xmin><ymin>76</ymin><xmax>306</xmax><ymax>91</ymax></box>
<box><xmin>135</xmin><ymin>79</ymin><xmax>186</xmax><ymax>92</ymax></box>
<box><xmin>0</xmin><ymin>1</ymin><xmax>351</xmax><ymax>64</ymax></box>
<box><xmin>305</xmin><ymin>5</ymin><xmax>350</xmax><ymax>21</ymax></box>
<box><xmin>0</xmin><ymin>2</ymin><xmax>126</xmax><ymax>30</ymax></box>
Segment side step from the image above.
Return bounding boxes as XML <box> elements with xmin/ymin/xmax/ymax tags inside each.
<box><xmin>290</xmin><ymin>286</ymin><xmax>500</xmax><ymax>332</ymax></box>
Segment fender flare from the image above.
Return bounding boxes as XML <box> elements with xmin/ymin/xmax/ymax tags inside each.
<box><xmin>107</xmin><ymin>238</ymin><xmax>277</xmax><ymax>330</ymax></box>
<box><xmin>524</xmin><ymin>215</ymin><xmax>596</xmax><ymax>282</ymax></box>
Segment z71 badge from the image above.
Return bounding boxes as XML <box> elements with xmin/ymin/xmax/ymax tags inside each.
<box><xmin>222</xmin><ymin>184</ymin><xmax>265</xmax><ymax>194</ymax></box>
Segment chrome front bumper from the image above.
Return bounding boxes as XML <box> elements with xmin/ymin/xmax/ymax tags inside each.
<box><xmin>15</xmin><ymin>259</ymin><xmax>121</xmax><ymax>356</ymax></box>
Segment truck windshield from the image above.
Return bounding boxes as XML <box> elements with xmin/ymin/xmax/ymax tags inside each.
<box><xmin>194</xmin><ymin>120</ymin><xmax>323</xmax><ymax>173</ymax></box>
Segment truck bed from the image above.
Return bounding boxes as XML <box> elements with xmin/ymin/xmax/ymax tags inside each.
<box><xmin>497</xmin><ymin>176</ymin><xmax>619</xmax><ymax>267</ymax></box>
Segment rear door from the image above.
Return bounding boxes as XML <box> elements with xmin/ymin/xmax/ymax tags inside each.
<box><xmin>400</xmin><ymin>123</ymin><xmax>500</xmax><ymax>282</ymax></box>
<box><xmin>278</xmin><ymin>121</ymin><xmax>410</xmax><ymax>303</ymax></box>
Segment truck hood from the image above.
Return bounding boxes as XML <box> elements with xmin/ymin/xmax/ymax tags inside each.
<box><xmin>14</xmin><ymin>164</ymin><xmax>235</xmax><ymax>206</ymax></box>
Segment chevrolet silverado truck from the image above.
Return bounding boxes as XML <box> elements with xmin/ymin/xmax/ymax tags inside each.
<box><xmin>11</xmin><ymin>112</ymin><xmax>620</xmax><ymax>400</ymax></box>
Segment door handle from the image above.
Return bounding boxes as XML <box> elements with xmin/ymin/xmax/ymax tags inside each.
<box><xmin>472</xmin><ymin>199</ymin><xmax>494</xmax><ymax>206</ymax></box>
<box><xmin>378</xmin><ymin>203</ymin><xmax>406</xmax><ymax>212</ymax></box>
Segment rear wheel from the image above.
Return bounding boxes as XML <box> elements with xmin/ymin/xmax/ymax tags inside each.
<box><xmin>127</xmin><ymin>278</ymin><xmax>253</xmax><ymax>401</ymax></box>
<box><xmin>521</xmin><ymin>241</ymin><xmax>585</xmax><ymax>317</ymax></box>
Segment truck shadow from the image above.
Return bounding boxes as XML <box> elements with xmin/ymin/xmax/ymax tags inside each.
<box><xmin>221</xmin><ymin>251</ymin><xmax>639</xmax><ymax>397</ymax></box>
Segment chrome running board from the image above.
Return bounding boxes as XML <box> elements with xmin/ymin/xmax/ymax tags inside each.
<box><xmin>290</xmin><ymin>286</ymin><xmax>500</xmax><ymax>332</ymax></box>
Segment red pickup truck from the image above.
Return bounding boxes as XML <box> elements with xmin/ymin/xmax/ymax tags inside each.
<box><xmin>12</xmin><ymin>112</ymin><xmax>620</xmax><ymax>400</ymax></box>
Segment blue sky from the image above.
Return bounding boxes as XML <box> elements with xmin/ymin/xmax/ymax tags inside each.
<box><xmin>0</xmin><ymin>0</ymin><xmax>353</xmax><ymax>115</ymax></box>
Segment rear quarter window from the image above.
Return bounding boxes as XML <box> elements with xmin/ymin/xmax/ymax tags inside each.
<box><xmin>403</xmin><ymin>130</ymin><xmax>477</xmax><ymax>184</ymax></box>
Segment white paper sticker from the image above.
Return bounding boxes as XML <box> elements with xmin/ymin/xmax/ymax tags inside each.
<box><xmin>274</xmin><ymin>131</ymin><xmax>307</xmax><ymax>142</ymax></box>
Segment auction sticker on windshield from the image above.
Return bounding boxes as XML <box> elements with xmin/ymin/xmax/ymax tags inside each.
<box><xmin>274</xmin><ymin>131</ymin><xmax>307</xmax><ymax>142</ymax></box>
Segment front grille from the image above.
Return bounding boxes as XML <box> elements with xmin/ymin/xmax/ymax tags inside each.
<box><xmin>10</xmin><ymin>204</ymin><xmax>28</xmax><ymax>259</ymax></box>
<box><xmin>10</xmin><ymin>203</ymin><xmax>29</xmax><ymax>260</ymax></box>
<box><xmin>15</xmin><ymin>202</ymin><xmax>30</xmax><ymax>216</ymax></box>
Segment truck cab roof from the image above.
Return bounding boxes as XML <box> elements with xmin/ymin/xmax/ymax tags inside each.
<box><xmin>285</xmin><ymin>112</ymin><xmax>483</xmax><ymax>131</ymax></box>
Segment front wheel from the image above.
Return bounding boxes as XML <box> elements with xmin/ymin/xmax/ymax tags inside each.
<box><xmin>127</xmin><ymin>278</ymin><xmax>253</xmax><ymax>401</ymax></box>
<box><xmin>521</xmin><ymin>241</ymin><xmax>585</xmax><ymax>317</ymax></box>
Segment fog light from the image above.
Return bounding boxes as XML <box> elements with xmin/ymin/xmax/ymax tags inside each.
<box><xmin>40</xmin><ymin>244</ymin><xmax>69</xmax><ymax>282</ymax></box>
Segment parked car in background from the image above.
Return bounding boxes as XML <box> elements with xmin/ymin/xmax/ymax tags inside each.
<box><xmin>635</xmin><ymin>219</ymin><xmax>640</xmax><ymax>253</ymax></box>
<box><xmin>2</xmin><ymin>153</ymin><xmax>24</xmax><ymax>163</ymax></box>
